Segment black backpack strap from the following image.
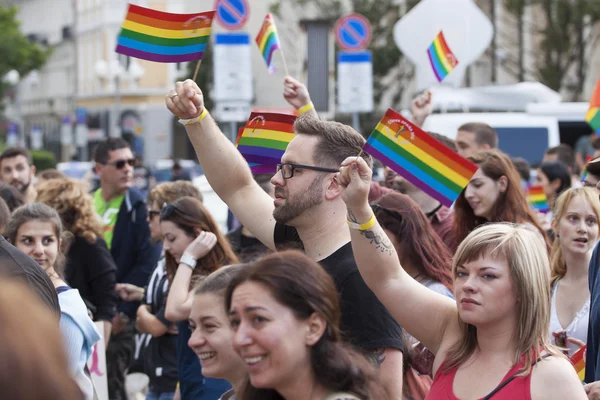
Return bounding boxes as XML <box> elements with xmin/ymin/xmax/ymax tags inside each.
<box><xmin>483</xmin><ymin>354</ymin><xmax>552</xmax><ymax>400</ymax></box>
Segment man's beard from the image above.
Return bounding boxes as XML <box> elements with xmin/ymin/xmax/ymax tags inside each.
<box><xmin>272</xmin><ymin>176</ymin><xmax>325</xmax><ymax>225</ymax></box>
<box><xmin>11</xmin><ymin>176</ymin><xmax>31</xmax><ymax>194</ymax></box>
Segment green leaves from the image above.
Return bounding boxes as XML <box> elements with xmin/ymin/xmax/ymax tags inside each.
<box><xmin>0</xmin><ymin>6</ymin><xmax>51</xmax><ymax>95</ymax></box>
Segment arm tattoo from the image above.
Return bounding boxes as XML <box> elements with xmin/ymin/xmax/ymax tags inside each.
<box><xmin>365</xmin><ymin>348</ymin><xmax>387</xmax><ymax>368</ymax></box>
<box><xmin>347</xmin><ymin>210</ymin><xmax>393</xmax><ymax>254</ymax></box>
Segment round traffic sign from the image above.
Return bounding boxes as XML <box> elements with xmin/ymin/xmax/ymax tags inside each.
<box><xmin>335</xmin><ymin>13</ymin><xmax>372</xmax><ymax>51</ymax></box>
<box><xmin>215</xmin><ymin>0</ymin><xmax>250</xmax><ymax>31</ymax></box>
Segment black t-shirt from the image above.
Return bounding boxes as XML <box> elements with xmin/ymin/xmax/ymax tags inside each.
<box><xmin>274</xmin><ymin>224</ymin><xmax>404</xmax><ymax>352</ymax></box>
<box><xmin>144</xmin><ymin>260</ymin><xmax>178</xmax><ymax>393</ymax></box>
<box><xmin>226</xmin><ymin>226</ymin><xmax>272</xmax><ymax>263</ymax></box>
<box><xmin>0</xmin><ymin>236</ymin><xmax>60</xmax><ymax>317</ymax></box>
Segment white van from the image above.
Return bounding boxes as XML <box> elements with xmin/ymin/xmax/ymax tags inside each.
<box><xmin>422</xmin><ymin>113</ymin><xmax>560</xmax><ymax>165</ymax></box>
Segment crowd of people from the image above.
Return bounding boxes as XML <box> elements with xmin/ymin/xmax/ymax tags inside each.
<box><xmin>2</xmin><ymin>74</ymin><xmax>600</xmax><ymax>400</ymax></box>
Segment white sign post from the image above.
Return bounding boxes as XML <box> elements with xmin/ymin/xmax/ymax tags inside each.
<box><xmin>337</xmin><ymin>51</ymin><xmax>374</xmax><ymax>132</ymax></box>
<box><xmin>213</xmin><ymin>32</ymin><xmax>253</xmax><ymax>142</ymax></box>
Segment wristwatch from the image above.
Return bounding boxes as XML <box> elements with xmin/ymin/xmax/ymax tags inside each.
<box><xmin>180</xmin><ymin>252</ymin><xmax>197</xmax><ymax>270</ymax></box>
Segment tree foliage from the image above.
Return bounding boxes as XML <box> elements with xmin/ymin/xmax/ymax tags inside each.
<box><xmin>0</xmin><ymin>5</ymin><xmax>50</xmax><ymax>96</ymax></box>
<box><xmin>505</xmin><ymin>0</ymin><xmax>600</xmax><ymax>99</ymax></box>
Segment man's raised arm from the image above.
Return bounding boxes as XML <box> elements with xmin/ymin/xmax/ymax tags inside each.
<box><xmin>166</xmin><ymin>79</ymin><xmax>276</xmax><ymax>249</ymax></box>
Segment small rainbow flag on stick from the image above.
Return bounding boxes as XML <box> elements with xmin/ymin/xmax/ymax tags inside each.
<box><xmin>115</xmin><ymin>4</ymin><xmax>214</xmax><ymax>63</ymax></box>
<box><xmin>586</xmin><ymin>76</ymin><xmax>600</xmax><ymax>135</ymax></box>
<box><xmin>256</xmin><ymin>13</ymin><xmax>287</xmax><ymax>74</ymax></box>
<box><xmin>427</xmin><ymin>31</ymin><xmax>459</xmax><ymax>82</ymax></box>
<box><xmin>237</xmin><ymin>113</ymin><xmax>296</xmax><ymax>174</ymax></box>
<box><xmin>570</xmin><ymin>345</ymin><xmax>586</xmax><ymax>382</ymax></box>
<box><xmin>363</xmin><ymin>108</ymin><xmax>478</xmax><ymax>207</ymax></box>
<box><xmin>527</xmin><ymin>185</ymin><xmax>549</xmax><ymax>213</ymax></box>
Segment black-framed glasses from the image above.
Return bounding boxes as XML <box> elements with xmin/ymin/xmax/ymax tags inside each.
<box><xmin>107</xmin><ymin>158</ymin><xmax>135</xmax><ymax>170</ymax></box>
<box><xmin>276</xmin><ymin>163</ymin><xmax>339</xmax><ymax>179</ymax></box>
<box><xmin>148</xmin><ymin>209</ymin><xmax>161</xmax><ymax>219</ymax></box>
<box><xmin>582</xmin><ymin>180</ymin><xmax>598</xmax><ymax>188</ymax></box>
<box><xmin>371</xmin><ymin>204</ymin><xmax>403</xmax><ymax>222</ymax></box>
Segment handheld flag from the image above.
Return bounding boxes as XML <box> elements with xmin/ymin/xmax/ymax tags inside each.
<box><xmin>570</xmin><ymin>345</ymin><xmax>586</xmax><ymax>382</ymax></box>
<box><xmin>527</xmin><ymin>185</ymin><xmax>549</xmax><ymax>213</ymax></box>
<box><xmin>237</xmin><ymin>113</ymin><xmax>296</xmax><ymax>173</ymax></box>
<box><xmin>587</xmin><ymin>77</ymin><xmax>600</xmax><ymax>135</ymax></box>
<box><xmin>363</xmin><ymin>108</ymin><xmax>478</xmax><ymax>207</ymax></box>
<box><xmin>116</xmin><ymin>4</ymin><xmax>214</xmax><ymax>63</ymax></box>
<box><xmin>427</xmin><ymin>31</ymin><xmax>459</xmax><ymax>82</ymax></box>
<box><xmin>256</xmin><ymin>13</ymin><xmax>282</xmax><ymax>74</ymax></box>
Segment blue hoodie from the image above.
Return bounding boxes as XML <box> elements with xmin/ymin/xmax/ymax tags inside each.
<box><xmin>58</xmin><ymin>288</ymin><xmax>101</xmax><ymax>400</ymax></box>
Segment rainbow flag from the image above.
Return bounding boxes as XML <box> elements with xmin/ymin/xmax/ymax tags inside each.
<box><xmin>237</xmin><ymin>112</ymin><xmax>296</xmax><ymax>173</ymax></box>
<box><xmin>115</xmin><ymin>4</ymin><xmax>214</xmax><ymax>63</ymax></box>
<box><xmin>427</xmin><ymin>31</ymin><xmax>459</xmax><ymax>82</ymax></box>
<box><xmin>587</xmin><ymin>77</ymin><xmax>600</xmax><ymax>134</ymax></box>
<box><xmin>255</xmin><ymin>14</ymin><xmax>281</xmax><ymax>73</ymax></box>
<box><xmin>570</xmin><ymin>345</ymin><xmax>586</xmax><ymax>381</ymax></box>
<box><xmin>235</xmin><ymin>128</ymin><xmax>276</xmax><ymax>174</ymax></box>
<box><xmin>363</xmin><ymin>108</ymin><xmax>478</xmax><ymax>207</ymax></box>
<box><xmin>527</xmin><ymin>185</ymin><xmax>549</xmax><ymax>213</ymax></box>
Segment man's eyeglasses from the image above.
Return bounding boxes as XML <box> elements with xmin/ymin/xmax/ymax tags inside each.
<box><xmin>276</xmin><ymin>163</ymin><xmax>338</xmax><ymax>180</ymax></box>
<box><xmin>107</xmin><ymin>158</ymin><xmax>135</xmax><ymax>170</ymax></box>
<box><xmin>582</xmin><ymin>180</ymin><xmax>598</xmax><ymax>188</ymax></box>
<box><xmin>371</xmin><ymin>204</ymin><xmax>403</xmax><ymax>222</ymax></box>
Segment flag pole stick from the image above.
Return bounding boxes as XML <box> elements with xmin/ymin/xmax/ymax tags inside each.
<box><xmin>279</xmin><ymin>49</ymin><xmax>289</xmax><ymax>77</ymax></box>
<box><xmin>192</xmin><ymin>59</ymin><xmax>203</xmax><ymax>82</ymax></box>
<box><xmin>355</xmin><ymin>148</ymin><xmax>364</xmax><ymax>162</ymax></box>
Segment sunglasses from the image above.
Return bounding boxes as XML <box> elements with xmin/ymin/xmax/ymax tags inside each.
<box><xmin>107</xmin><ymin>158</ymin><xmax>135</xmax><ymax>170</ymax></box>
<box><xmin>371</xmin><ymin>204</ymin><xmax>403</xmax><ymax>222</ymax></box>
<box><xmin>160</xmin><ymin>203</ymin><xmax>179</xmax><ymax>220</ymax></box>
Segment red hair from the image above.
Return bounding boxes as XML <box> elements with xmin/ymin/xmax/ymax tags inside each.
<box><xmin>453</xmin><ymin>150</ymin><xmax>548</xmax><ymax>248</ymax></box>
<box><xmin>375</xmin><ymin>192</ymin><xmax>453</xmax><ymax>289</ymax></box>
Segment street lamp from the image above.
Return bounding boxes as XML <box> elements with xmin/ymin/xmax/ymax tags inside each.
<box><xmin>2</xmin><ymin>69</ymin><xmax>23</xmax><ymax>147</ymax></box>
<box><xmin>94</xmin><ymin>59</ymin><xmax>144</xmax><ymax>138</ymax></box>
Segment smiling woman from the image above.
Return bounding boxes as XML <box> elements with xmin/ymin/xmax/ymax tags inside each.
<box><xmin>454</xmin><ymin>149</ymin><xmax>548</xmax><ymax>249</ymax></box>
<box><xmin>224</xmin><ymin>251</ymin><xmax>386</xmax><ymax>400</ymax></box>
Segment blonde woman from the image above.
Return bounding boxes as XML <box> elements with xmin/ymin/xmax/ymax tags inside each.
<box><xmin>338</xmin><ymin>156</ymin><xmax>586</xmax><ymax>399</ymax></box>
<box><xmin>36</xmin><ymin>178</ymin><xmax>117</xmax><ymax>343</ymax></box>
<box><xmin>549</xmin><ymin>187</ymin><xmax>600</xmax><ymax>356</ymax></box>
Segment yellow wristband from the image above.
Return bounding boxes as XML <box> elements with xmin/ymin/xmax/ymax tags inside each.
<box><xmin>298</xmin><ymin>102</ymin><xmax>314</xmax><ymax>115</ymax></box>
<box><xmin>347</xmin><ymin>213</ymin><xmax>376</xmax><ymax>230</ymax></box>
<box><xmin>178</xmin><ymin>108</ymin><xmax>208</xmax><ymax>126</ymax></box>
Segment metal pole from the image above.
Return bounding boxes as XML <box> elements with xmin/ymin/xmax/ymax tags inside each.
<box><xmin>352</xmin><ymin>112</ymin><xmax>360</xmax><ymax>134</ymax></box>
<box><xmin>230</xmin><ymin>121</ymin><xmax>237</xmax><ymax>143</ymax></box>
<box><xmin>113</xmin><ymin>74</ymin><xmax>121</xmax><ymax>137</ymax></box>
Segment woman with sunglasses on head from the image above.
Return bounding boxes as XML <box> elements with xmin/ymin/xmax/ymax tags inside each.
<box><xmin>226</xmin><ymin>250</ymin><xmax>386</xmax><ymax>400</ymax></box>
<box><xmin>548</xmin><ymin>187</ymin><xmax>600</xmax><ymax>357</ymax></box>
<box><xmin>188</xmin><ymin>264</ymin><xmax>248</xmax><ymax>400</ymax></box>
<box><xmin>162</xmin><ymin>196</ymin><xmax>239</xmax><ymax>400</ymax></box>
<box><xmin>453</xmin><ymin>149</ymin><xmax>549</xmax><ymax>249</ymax></box>
<box><xmin>36</xmin><ymin>178</ymin><xmax>118</xmax><ymax>344</ymax></box>
<box><xmin>115</xmin><ymin>182</ymin><xmax>203</xmax><ymax>400</ymax></box>
<box><xmin>6</xmin><ymin>203</ymin><xmax>101</xmax><ymax>400</ymax></box>
<box><xmin>337</xmin><ymin>156</ymin><xmax>587</xmax><ymax>400</ymax></box>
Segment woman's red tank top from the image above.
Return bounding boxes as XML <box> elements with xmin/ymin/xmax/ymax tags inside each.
<box><xmin>425</xmin><ymin>361</ymin><xmax>532</xmax><ymax>400</ymax></box>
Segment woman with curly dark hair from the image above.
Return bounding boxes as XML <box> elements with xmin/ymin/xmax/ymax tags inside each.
<box><xmin>226</xmin><ymin>251</ymin><xmax>386</xmax><ymax>400</ymax></box>
<box><xmin>36</xmin><ymin>178</ymin><xmax>117</xmax><ymax>342</ymax></box>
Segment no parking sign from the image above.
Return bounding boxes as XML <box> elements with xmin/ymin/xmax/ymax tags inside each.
<box><xmin>214</xmin><ymin>0</ymin><xmax>250</xmax><ymax>30</ymax></box>
<box><xmin>335</xmin><ymin>13</ymin><xmax>372</xmax><ymax>51</ymax></box>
